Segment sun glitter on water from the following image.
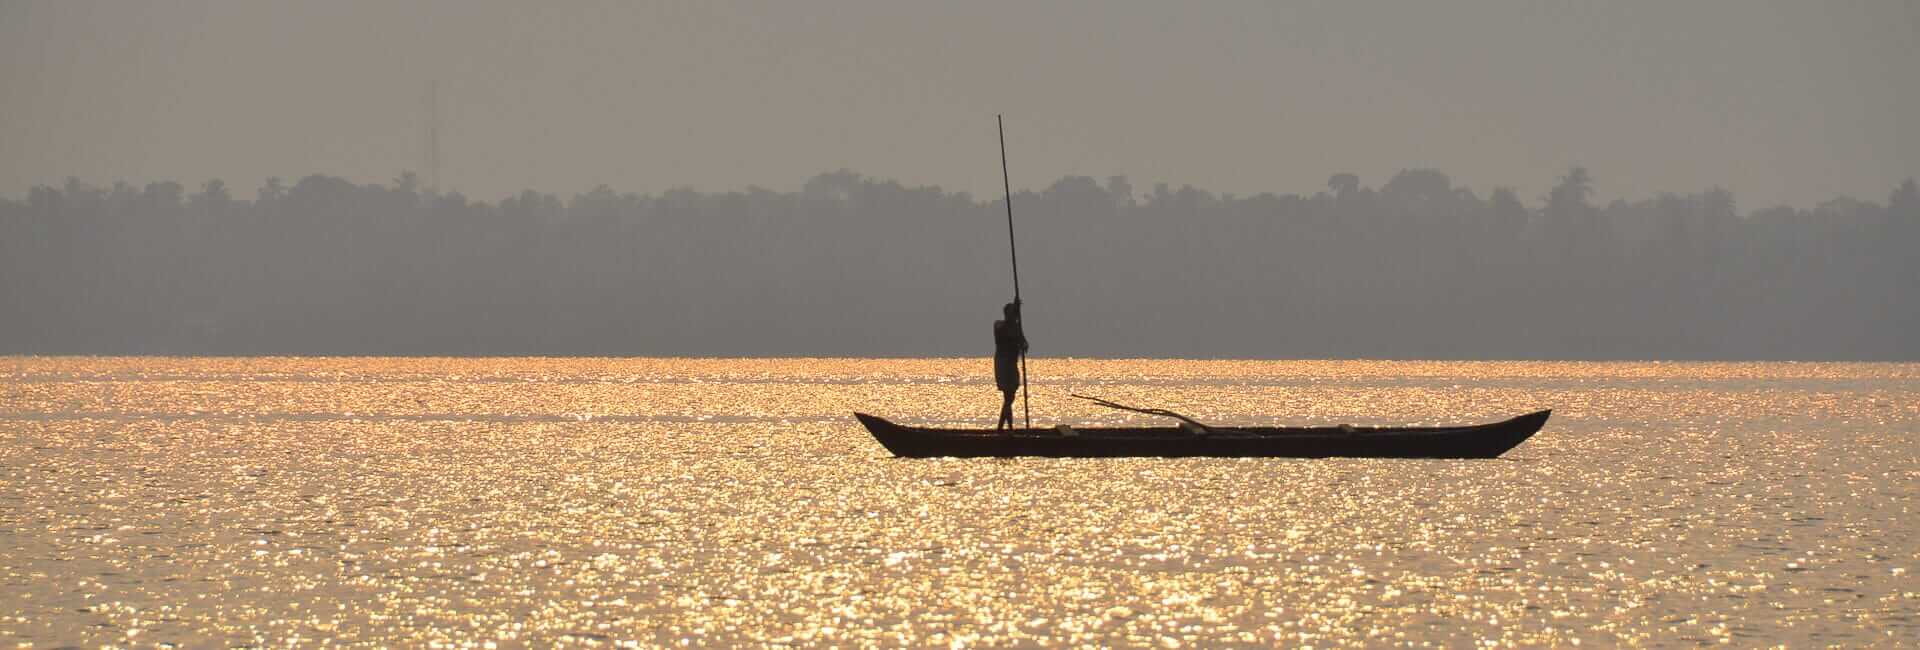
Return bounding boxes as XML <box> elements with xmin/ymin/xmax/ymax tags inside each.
<box><xmin>2</xmin><ymin>357</ymin><xmax>1916</xmax><ymax>646</ymax></box>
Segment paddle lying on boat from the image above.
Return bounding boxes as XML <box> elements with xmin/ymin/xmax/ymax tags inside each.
<box><xmin>852</xmin><ymin>403</ymin><xmax>1550</xmax><ymax>459</ymax></box>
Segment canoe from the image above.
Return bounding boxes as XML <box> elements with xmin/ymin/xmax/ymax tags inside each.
<box><xmin>853</xmin><ymin>410</ymin><xmax>1550</xmax><ymax>459</ymax></box>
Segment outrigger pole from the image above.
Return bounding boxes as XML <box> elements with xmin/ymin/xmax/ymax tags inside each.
<box><xmin>998</xmin><ymin>115</ymin><xmax>1029</xmax><ymax>428</ymax></box>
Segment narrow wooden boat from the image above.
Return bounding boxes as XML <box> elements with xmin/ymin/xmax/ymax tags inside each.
<box><xmin>853</xmin><ymin>410</ymin><xmax>1550</xmax><ymax>459</ymax></box>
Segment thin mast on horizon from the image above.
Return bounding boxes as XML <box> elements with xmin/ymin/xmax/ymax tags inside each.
<box><xmin>426</xmin><ymin>80</ymin><xmax>441</xmax><ymax>193</ymax></box>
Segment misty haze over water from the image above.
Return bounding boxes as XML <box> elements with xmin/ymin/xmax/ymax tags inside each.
<box><xmin>5</xmin><ymin>2</ymin><xmax>1915</xmax><ymax>360</ymax></box>
<box><xmin>3</xmin><ymin>169</ymin><xmax>1914</xmax><ymax>359</ymax></box>
<box><xmin>6</xmin><ymin>3</ymin><xmax>1919</xmax><ymax>647</ymax></box>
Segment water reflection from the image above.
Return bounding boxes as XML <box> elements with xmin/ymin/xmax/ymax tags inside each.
<box><xmin>2</xmin><ymin>358</ymin><xmax>1915</xmax><ymax>646</ymax></box>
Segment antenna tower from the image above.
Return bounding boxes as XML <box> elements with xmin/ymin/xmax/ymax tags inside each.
<box><xmin>426</xmin><ymin>81</ymin><xmax>441</xmax><ymax>193</ymax></box>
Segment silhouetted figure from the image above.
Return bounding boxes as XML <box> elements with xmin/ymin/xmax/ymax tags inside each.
<box><xmin>994</xmin><ymin>301</ymin><xmax>1029</xmax><ymax>429</ymax></box>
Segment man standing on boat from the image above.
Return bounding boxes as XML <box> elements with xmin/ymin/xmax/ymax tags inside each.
<box><xmin>994</xmin><ymin>300</ymin><xmax>1029</xmax><ymax>430</ymax></box>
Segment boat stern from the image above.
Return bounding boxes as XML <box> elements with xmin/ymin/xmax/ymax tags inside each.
<box><xmin>853</xmin><ymin>412</ymin><xmax>923</xmax><ymax>457</ymax></box>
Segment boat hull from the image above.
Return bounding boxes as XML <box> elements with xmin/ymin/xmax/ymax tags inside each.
<box><xmin>853</xmin><ymin>410</ymin><xmax>1550</xmax><ymax>459</ymax></box>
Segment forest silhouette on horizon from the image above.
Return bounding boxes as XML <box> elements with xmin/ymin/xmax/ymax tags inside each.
<box><xmin>2</xmin><ymin>168</ymin><xmax>1915</xmax><ymax>360</ymax></box>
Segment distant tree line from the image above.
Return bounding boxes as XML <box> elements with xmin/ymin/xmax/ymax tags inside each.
<box><xmin>1</xmin><ymin>169</ymin><xmax>1915</xmax><ymax>359</ymax></box>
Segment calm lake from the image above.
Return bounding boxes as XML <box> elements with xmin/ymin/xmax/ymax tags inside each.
<box><xmin>3</xmin><ymin>358</ymin><xmax>1915</xmax><ymax>646</ymax></box>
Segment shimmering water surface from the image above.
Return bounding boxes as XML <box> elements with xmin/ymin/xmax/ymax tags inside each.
<box><xmin>3</xmin><ymin>358</ymin><xmax>1916</xmax><ymax>647</ymax></box>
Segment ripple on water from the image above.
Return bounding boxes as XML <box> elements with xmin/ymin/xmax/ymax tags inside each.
<box><xmin>2</xmin><ymin>358</ymin><xmax>1917</xmax><ymax>646</ymax></box>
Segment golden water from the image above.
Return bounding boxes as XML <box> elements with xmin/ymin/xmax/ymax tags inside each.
<box><xmin>3</xmin><ymin>358</ymin><xmax>1916</xmax><ymax>646</ymax></box>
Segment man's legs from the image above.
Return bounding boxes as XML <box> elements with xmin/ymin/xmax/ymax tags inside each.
<box><xmin>999</xmin><ymin>390</ymin><xmax>1016</xmax><ymax>429</ymax></box>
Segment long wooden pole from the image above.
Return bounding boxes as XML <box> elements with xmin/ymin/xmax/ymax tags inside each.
<box><xmin>998</xmin><ymin>115</ymin><xmax>1029</xmax><ymax>428</ymax></box>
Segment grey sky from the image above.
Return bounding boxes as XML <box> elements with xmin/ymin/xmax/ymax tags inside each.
<box><xmin>3</xmin><ymin>0</ymin><xmax>1914</xmax><ymax>208</ymax></box>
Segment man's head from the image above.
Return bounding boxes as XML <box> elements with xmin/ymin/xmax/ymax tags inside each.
<box><xmin>1003</xmin><ymin>301</ymin><xmax>1021</xmax><ymax>320</ymax></box>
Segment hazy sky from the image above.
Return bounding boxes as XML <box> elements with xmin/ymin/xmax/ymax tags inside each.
<box><xmin>3</xmin><ymin>0</ymin><xmax>1914</xmax><ymax>208</ymax></box>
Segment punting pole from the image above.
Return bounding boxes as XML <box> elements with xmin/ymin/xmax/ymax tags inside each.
<box><xmin>998</xmin><ymin>115</ymin><xmax>1029</xmax><ymax>428</ymax></box>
